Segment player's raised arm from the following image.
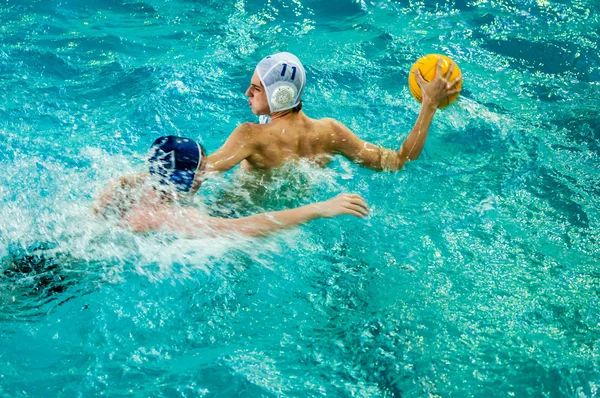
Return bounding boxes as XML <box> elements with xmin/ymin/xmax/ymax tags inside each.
<box><xmin>332</xmin><ymin>56</ymin><xmax>462</xmax><ymax>171</ymax></box>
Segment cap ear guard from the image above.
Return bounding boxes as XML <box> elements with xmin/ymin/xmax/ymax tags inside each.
<box><xmin>269</xmin><ymin>81</ymin><xmax>298</xmax><ymax>112</ymax></box>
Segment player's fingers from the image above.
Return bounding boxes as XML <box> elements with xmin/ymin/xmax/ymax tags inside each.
<box><xmin>344</xmin><ymin>203</ymin><xmax>369</xmax><ymax>217</ymax></box>
<box><xmin>346</xmin><ymin>194</ymin><xmax>365</xmax><ymax>202</ymax></box>
<box><xmin>343</xmin><ymin>194</ymin><xmax>363</xmax><ymax>204</ymax></box>
<box><xmin>449</xmin><ymin>74</ymin><xmax>462</xmax><ymax>88</ymax></box>
<box><xmin>436</xmin><ymin>56</ymin><xmax>443</xmax><ymax>77</ymax></box>
<box><xmin>346</xmin><ymin>193</ymin><xmax>363</xmax><ymax>200</ymax></box>
<box><xmin>414</xmin><ymin>69</ymin><xmax>426</xmax><ymax>86</ymax></box>
<box><xmin>345</xmin><ymin>208</ymin><xmax>367</xmax><ymax>218</ymax></box>
<box><xmin>343</xmin><ymin>202</ymin><xmax>366</xmax><ymax>211</ymax></box>
<box><xmin>445</xmin><ymin>62</ymin><xmax>455</xmax><ymax>80</ymax></box>
<box><xmin>348</xmin><ymin>197</ymin><xmax>368</xmax><ymax>211</ymax></box>
<box><xmin>447</xmin><ymin>88</ymin><xmax>461</xmax><ymax>96</ymax></box>
<box><xmin>341</xmin><ymin>194</ymin><xmax>368</xmax><ymax>210</ymax></box>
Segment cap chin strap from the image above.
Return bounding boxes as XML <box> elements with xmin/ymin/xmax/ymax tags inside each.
<box><xmin>183</xmin><ymin>142</ymin><xmax>203</xmax><ymax>193</ymax></box>
<box><xmin>175</xmin><ymin>142</ymin><xmax>203</xmax><ymax>194</ymax></box>
<box><xmin>193</xmin><ymin>142</ymin><xmax>203</xmax><ymax>176</ymax></box>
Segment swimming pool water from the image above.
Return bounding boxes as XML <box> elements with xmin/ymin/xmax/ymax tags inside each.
<box><xmin>1</xmin><ymin>0</ymin><xmax>599</xmax><ymax>396</ymax></box>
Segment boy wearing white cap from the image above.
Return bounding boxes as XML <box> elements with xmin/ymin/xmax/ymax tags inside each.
<box><xmin>206</xmin><ymin>52</ymin><xmax>461</xmax><ymax>172</ymax></box>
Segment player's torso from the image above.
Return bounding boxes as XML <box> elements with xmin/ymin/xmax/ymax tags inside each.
<box><xmin>244</xmin><ymin>118</ymin><xmax>335</xmax><ymax>169</ymax></box>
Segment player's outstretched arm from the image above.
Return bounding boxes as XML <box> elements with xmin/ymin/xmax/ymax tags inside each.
<box><xmin>124</xmin><ymin>194</ymin><xmax>367</xmax><ymax>237</ymax></box>
<box><xmin>205</xmin><ymin>194</ymin><xmax>368</xmax><ymax>238</ymax></box>
<box><xmin>332</xmin><ymin>56</ymin><xmax>462</xmax><ymax>171</ymax></box>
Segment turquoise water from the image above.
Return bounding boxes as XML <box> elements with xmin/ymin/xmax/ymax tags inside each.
<box><xmin>1</xmin><ymin>0</ymin><xmax>599</xmax><ymax>396</ymax></box>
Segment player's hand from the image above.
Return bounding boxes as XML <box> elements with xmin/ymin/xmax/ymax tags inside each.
<box><xmin>315</xmin><ymin>194</ymin><xmax>369</xmax><ymax>219</ymax></box>
<box><xmin>414</xmin><ymin>56</ymin><xmax>462</xmax><ymax>107</ymax></box>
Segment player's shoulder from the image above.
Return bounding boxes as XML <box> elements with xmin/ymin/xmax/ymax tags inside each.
<box><xmin>117</xmin><ymin>172</ymin><xmax>148</xmax><ymax>187</ymax></box>
<box><xmin>316</xmin><ymin>117</ymin><xmax>350</xmax><ymax>137</ymax></box>
<box><xmin>317</xmin><ymin>117</ymin><xmax>345</xmax><ymax>129</ymax></box>
<box><xmin>231</xmin><ymin>122</ymin><xmax>264</xmax><ymax>141</ymax></box>
<box><xmin>317</xmin><ymin>117</ymin><xmax>338</xmax><ymax>126</ymax></box>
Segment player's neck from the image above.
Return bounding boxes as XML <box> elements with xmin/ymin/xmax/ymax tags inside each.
<box><xmin>270</xmin><ymin>109</ymin><xmax>304</xmax><ymax>122</ymax></box>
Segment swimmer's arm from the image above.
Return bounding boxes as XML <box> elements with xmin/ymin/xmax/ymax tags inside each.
<box><xmin>328</xmin><ymin>101</ymin><xmax>438</xmax><ymax>171</ymax></box>
<box><xmin>205</xmin><ymin>123</ymin><xmax>255</xmax><ymax>172</ymax></box>
<box><xmin>92</xmin><ymin>173</ymin><xmax>147</xmax><ymax>215</ymax></box>
<box><xmin>204</xmin><ymin>194</ymin><xmax>368</xmax><ymax>238</ymax></box>
<box><xmin>331</xmin><ymin>57</ymin><xmax>462</xmax><ymax>171</ymax></box>
<box><xmin>93</xmin><ymin>181</ymin><xmax>115</xmax><ymax>215</ymax></box>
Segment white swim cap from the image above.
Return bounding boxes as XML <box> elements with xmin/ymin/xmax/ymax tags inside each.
<box><xmin>255</xmin><ymin>52</ymin><xmax>306</xmax><ymax>113</ymax></box>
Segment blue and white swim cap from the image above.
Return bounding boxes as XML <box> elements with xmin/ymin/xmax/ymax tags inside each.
<box><xmin>256</xmin><ymin>52</ymin><xmax>306</xmax><ymax>113</ymax></box>
<box><xmin>148</xmin><ymin>136</ymin><xmax>204</xmax><ymax>192</ymax></box>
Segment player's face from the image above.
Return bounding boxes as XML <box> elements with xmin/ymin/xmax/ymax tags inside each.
<box><xmin>246</xmin><ymin>71</ymin><xmax>270</xmax><ymax>115</ymax></box>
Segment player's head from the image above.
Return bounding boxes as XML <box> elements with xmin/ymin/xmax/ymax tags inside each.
<box><xmin>148</xmin><ymin>136</ymin><xmax>206</xmax><ymax>195</ymax></box>
<box><xmin>246</xmin><ymin>52</ymin><xmax>306</xmax><ymax>115</ymax></box>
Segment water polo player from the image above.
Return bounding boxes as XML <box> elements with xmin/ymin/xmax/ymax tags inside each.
<box><xmin>94</xmin><ymin>136</ymin><xmax>368</xmax><ymax>237</ymax></box>
<box><xmin>206</xmin><ymin>52</ymin><xmax>461</xmax><ymax>172</ymax></box>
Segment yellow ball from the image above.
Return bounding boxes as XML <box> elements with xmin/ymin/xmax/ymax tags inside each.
<box><xmin>408</xmin><ymin>54</ymin><xmax>462</xmax><ymax>108</ymax></box>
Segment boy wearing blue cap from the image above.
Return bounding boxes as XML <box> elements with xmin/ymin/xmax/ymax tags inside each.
<box><xmin>207</xmin><ymin>52</ymin><xmax>461</xmax><ymax>172</ymax></box>
<box><xmin>94</xmin><ymin>136</ymin><xmax>368</xmax><ymax>237</ymax></box>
